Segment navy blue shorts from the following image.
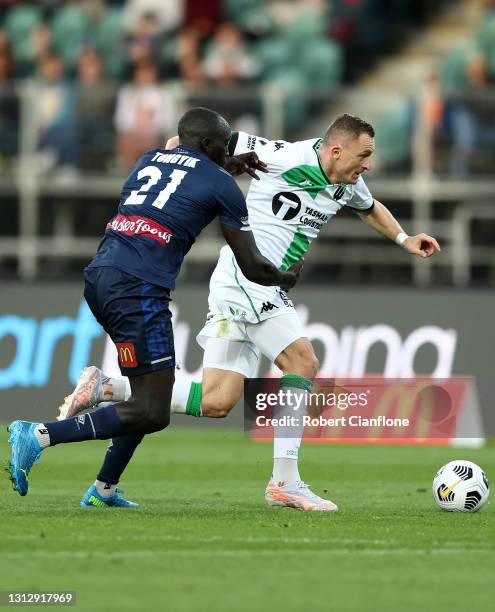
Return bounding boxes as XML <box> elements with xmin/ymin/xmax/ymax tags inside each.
<box><xmin>84</xmin><ymin>266</ymin><xmax>175</xmax><ymax>377</ymax></box>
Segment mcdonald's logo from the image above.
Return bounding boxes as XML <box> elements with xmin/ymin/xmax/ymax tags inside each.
<box><xmin>116</xmin><ymin>342</ymin><xmax>137</xmax><ymax>368</ymax></box>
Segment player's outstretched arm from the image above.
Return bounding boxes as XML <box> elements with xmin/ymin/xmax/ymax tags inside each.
<box><xmin>357</xmin><ymin>200</ymin><xmax>441</xmax><ymax>258</ymax></box>
<box><xmin>221</xmin><ymin>224</ymin><xmax>303</xmax><ymax>290</ymax></box>
<box><xmin>165</xmin><ymin>135</ymin><xmax>267</xmax><ymax>179</ymax></box>
<box><xmin>223</xmin><ymin>153</ymin><xmax>268</xmax><ymax>180</ymax></box>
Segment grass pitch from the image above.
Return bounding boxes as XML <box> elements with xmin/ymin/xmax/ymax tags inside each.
<box><xmin>1</xmin><ymin>427</ymin><xmax>494</xmax><ymax>612</ymax></box>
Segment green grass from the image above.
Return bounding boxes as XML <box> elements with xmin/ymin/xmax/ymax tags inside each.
<box><xmin>1</xmin><ymin>428</ymin><xmax>494</xmax><ymax>611</ymax></box>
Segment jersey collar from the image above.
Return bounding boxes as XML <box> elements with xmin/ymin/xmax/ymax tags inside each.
<box><xmin>312</xmin><ymin>139</ymin><xmax>334</xmax><ymax>185</ymax></box>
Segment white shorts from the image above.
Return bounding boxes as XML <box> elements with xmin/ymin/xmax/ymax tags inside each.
<box><xmin>196</xmin><ymin>247</ymin><xmax>304</xmax><ymax>377</ymax></box>
<box><xmin>198</xmin><ymin>312</ymin><xmax>305</xmax><ymax>377</ymax></box>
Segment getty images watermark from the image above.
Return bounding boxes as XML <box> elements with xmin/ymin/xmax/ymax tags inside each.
<box><xmin>244</xmin><ymin>378</ymin><xmax>473</xmax><ymax>440</ymax></box>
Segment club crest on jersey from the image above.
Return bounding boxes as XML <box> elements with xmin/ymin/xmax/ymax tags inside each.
<box><xmin>116</xmin><ymin>342</ymin><xmax>138</xmax><ymax>368</ymax></box>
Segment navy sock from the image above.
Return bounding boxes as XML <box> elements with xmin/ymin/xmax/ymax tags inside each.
<box><xmin>45</xmin><ymin>405</ymin><xmax>124</xmax><ymax>446</ymax></box>
<box><xmin>97</xmin><ymin>434</ymin><xmax>144</xmax><ymax>485</ymax></box>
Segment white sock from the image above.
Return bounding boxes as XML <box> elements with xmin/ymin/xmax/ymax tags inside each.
<box><xmin>272</xmin><ymin>458</ymin><xmax>301</xmax><ymax>486</ymax></box>
<box><xmin>101</xmin><ymin>376</ymin><xmax>129</xmax><ymax>402</ymax></box>
<box><xmin>170</xmin><ymin>379</ymin><xmax>192</xmax><ymax>414</ymax></box>
<box><xmin>272</xmin><ymin>387</ymin><xmax>308</xmax><ymax>486</ymax></box>
<box><xmin>95</xmin><ymin>480</ymin><xmax>117</xmax><ymax>498</ymax></box>
<box><xmin>34</xmin><ymin>424</ymin><xmax>51</xmax><ymax>449</ymax></box>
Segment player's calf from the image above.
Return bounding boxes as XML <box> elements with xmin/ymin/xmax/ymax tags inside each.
<box><xmin>201</xmin><ymin>395</ymin><xmax>236</xmax><ymax>418</ymax></box>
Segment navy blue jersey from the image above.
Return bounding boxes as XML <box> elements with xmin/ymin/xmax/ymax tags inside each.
<box><xmin>88</xmin><ymin>146</ymin><xmax>249</xmax><ymax>289</ymax></box>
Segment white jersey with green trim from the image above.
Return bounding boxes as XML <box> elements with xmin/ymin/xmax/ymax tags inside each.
<box><xmin>224</xmin><ymin>130</ymin><xmax>375</xmax><ymax>269</ymax></box>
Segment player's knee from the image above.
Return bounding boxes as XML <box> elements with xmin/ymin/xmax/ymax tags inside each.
<box><xmin>281</xmin><ymin>346</ymin><xmax>319</xmax><ymax>379</ymax></box>
<box><xmin>306</xmin><ymin>353</ymin><xmax>320</xmax><ymax>379</ymax></box>
<box><xmin>141</xmin><ymin>401</ymin><xmax>171</xmax><ymax>433</ymax></box>
<box><xmin>201</xmin><ymin>396</ymin><xmax>235</xmax><ymax>418</ymax></box>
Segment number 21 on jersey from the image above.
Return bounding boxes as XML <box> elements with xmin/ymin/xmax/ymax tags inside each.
<box><xmin>124</xmin><ymin>166</ymin><xmax>187</xmax><ymax>209</ymax></box>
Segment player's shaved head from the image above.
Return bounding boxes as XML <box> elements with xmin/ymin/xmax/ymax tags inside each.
<box><xmin>178</xmin><ymin>107</ymin><xmax>231</xmax><ymax>165</ymax></box>
<box><xmin>323</xmin><ymin>114</ymin><xmax>375</xmax><ymax>145</ymax></box>
<box><xmin>178</xmin><ymin>107</ymin><xmax>230</xmax><ymax>146</ymax></box>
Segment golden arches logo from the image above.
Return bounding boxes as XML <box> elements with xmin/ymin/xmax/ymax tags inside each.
<box><xmin>116</xmin><ymin>343</ymin><xmax>137</xmax><ymax>367</ymax></box>
<box><xmin>119</xmin><ymin>347</ymin><xmax>133</xmax><ymax>363</ymax></box>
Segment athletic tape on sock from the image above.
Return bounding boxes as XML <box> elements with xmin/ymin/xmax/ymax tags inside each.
<box><xmin>280</xmin><ymin>374</ymin><xmax>313</xmax><ymax>392</ymax></box>
<box><xmin>186</xmin><ymin>382</ymin><xmax>202</xmax><ymax>417</ymax></box>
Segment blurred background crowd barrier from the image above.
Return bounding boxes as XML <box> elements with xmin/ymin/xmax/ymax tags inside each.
<box><xmin>0</xmin><ymin>0</ymin><xmax>494</xmax><ymax>288</ymax></box>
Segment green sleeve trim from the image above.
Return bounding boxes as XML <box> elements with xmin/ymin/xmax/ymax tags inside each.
<box><xmin>280</xmin><ymin>374</ymin><xmax>313</xmax><ymax>392</ymax></box>
<box><xmin>186</xmin><ymin>381</ymin><xmax>203</xmax><ymax>417</ymax></box>
<box><xmin>232</xmin><ymin>257</ymin><xmax>261</xmax><ymax>323</ymax></box>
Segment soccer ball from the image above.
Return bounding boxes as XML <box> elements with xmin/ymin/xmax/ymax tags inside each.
<box><xmin>432</xmin><ymin>460</ymin><xmax>489</xmax><ymax>512</ymax></box>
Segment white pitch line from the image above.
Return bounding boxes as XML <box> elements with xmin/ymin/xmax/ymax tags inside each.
<box><xmin>1</xmin><ymin>533</ymin><xmax>493</xmax><ymax>552</ymax></box>
<box><xmin>0</xmin><ymin>549</ymin><xmax>493</xmax><ymax>559</ymax></box>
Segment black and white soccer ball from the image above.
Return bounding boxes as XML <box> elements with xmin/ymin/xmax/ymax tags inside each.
<box><xmin>432</xmin><ymin>460</ymin><xmax>489</xmax><ymax>512</ymax></box>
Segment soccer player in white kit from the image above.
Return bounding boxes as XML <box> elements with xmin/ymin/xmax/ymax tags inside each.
<box><xmin>59</xmin><ymin>114</ymin><xmax>440</xmax><ymax>511</ymax></box>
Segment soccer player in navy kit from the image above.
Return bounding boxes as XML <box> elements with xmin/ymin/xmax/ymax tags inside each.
<box><xmin>7</xmin><ymin>107</ymin><xmax>302</xmax><ymax>503</ymax></box>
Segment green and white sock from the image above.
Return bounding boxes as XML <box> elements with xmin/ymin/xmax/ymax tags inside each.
<box><xmin>272</xmin><ymin>374</ymin><xmax>312</xmax><ymax>486</ymax></box>
<box><xmin>171</xmin><ymin>381</ymin><xmax>202</xmax><ymax>416</ymax></box>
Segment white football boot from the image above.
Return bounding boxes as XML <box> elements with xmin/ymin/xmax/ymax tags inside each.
<box><xmin>57</xmin><ymin>366</ymin><xmax>106</xmax><ymax>421</ymax></box>
<box><xmin>265</xmin><ymin>480</ymin><xmax>338</xmax><ymax>512</ymax></box>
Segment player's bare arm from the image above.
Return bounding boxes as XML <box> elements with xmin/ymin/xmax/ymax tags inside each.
<box><xmin>221</xmin><ymin>224</ymin><xmax>302</xmax><ymax>290</ymax></box>
<box><xmin>357</xmin><ymin>199</ymin><xmax>441</xmax><ymax>258</ymax></box>
<box><xmin>166</xmin><ymin>135</ymin><xmax>267</xmax><ymax>179</ymax></box>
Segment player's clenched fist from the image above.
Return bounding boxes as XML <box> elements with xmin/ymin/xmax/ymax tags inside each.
<box><xmin>280</xmin><ymin>257</ymin><xmax>304</xmax><ymax>292</ymax></box>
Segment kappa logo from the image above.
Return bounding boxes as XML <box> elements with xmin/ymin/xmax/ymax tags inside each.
<box><xmin>260</xmin><ymin>302</ymin><xmax>278</xmax><ymax>314</ymax></box>
<box><xmin>274</xmin><ymin>141</ymin><xmax>285</xmax><ymax>151</ymax></box>
<box><xmin>116</xmin><ymin>342</ymin><xmax>138</xmax><ymax>368</ymax></box>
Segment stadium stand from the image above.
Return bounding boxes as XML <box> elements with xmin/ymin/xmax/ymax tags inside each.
<box><xmin>0</xmin><ymin>0</ymin><xmax>493</xmax><ymax>287</ymax></box>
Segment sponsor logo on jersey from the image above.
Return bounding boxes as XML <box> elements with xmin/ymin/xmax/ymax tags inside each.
<box><xmin>116</xmin><ymin>342</ymin><xmax>138</xmax><ymax>368</ymax></box>
<box><xmin>247</xmin><ymin>135</ymin><xmax>257</xmax><ymax>150</ymax></box>
<box><xmin>278</xmin><ymin>290</ymin><xmax>294</xmax><ymax>308</ymax></box>
<box><xmin>272</xmin><ymin>192</ymin><xmax>302</xmax><ymax>220</ymax></box>
<box><xmin>260</xmin><ymin>302</ymin><xmax>279</xmax><ymax>313</ymax></box>
<box><xmin>107</xmin><ymin>215</ymin><xmax>174</xmax><ymax>245</ymax></box>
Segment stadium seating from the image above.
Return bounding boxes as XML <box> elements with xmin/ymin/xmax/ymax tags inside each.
<box><xmin>51</xmin><ymin>5</ymin><xmax>91</xmax><ymax>71</ymax></box>
<box><xmin>475</xmin><ymin>11</ymin><xmax>495</xmax><ymax>78</ymax></box>
<box><xmin>4</xmin><ymin>5</ymin><xmax>42</xmax><ymax>63</ymax></box>
<box><xmin>440</xmin><ymin>45</ymin><xmax>476</xmax><ymax>95</ymax></box>
<box><xmin>95</xmin><ymin>7</ymin><xmax>125</xmax><ymax>78</ymax></box>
